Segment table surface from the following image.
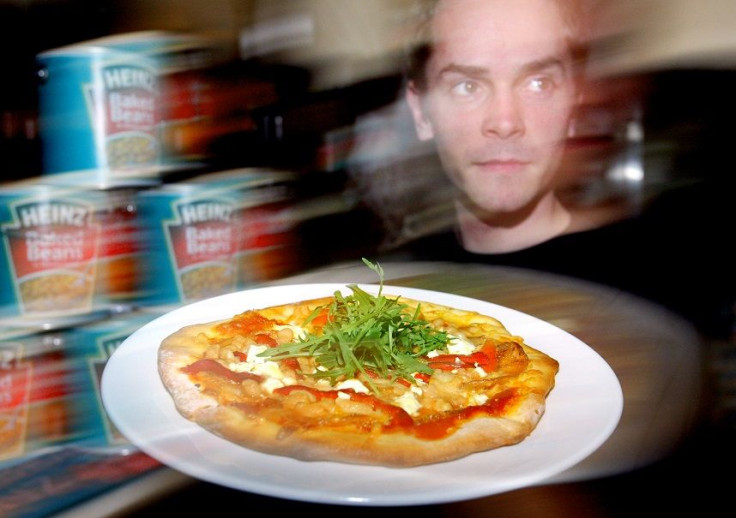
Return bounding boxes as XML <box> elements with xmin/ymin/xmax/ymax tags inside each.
<box><xmin>268</xmin><ymin>260</ymin><xmax>706</xmax><ymax>483</ymax></box>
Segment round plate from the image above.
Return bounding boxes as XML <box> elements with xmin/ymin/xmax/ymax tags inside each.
<box><xmin>101</xmin><ymin>283</ymin><xmax>622</xmax><ymax>506</ymax></box>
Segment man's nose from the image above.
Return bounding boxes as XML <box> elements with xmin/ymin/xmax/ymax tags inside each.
<box><xmin>481</xmin><ymin>91</ymin><xmax>524</xmax><ymax>138</ymax></box>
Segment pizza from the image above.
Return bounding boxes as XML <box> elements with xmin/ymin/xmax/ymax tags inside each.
<box><xmin>157</xmin><ymin>260</ymin><xmax>559</xmax><ymax>467</ymax></box>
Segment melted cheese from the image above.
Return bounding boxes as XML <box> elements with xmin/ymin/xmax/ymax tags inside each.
<box><xmin>224</xmin><ymin>327</ymin><xmax>490</xmax><ymax>415</ymax></box>
<box><xmin>335</xmin><ymin>379</ymin><xmax>370</xmax><ymax>394</ymax></box>
<box><xmin>262</xmin><ymin>377</ymin><xmax>285</xmax><ymax>393</ymax></box>
<box><xmin>447</xmin><ymin>335</ymin><xmax>475</xmax><ymax>355</ymax></box>
<box><xmin>229</xmin><ymin>344</ymin><xmax>285</xmax><ymax>381</ymax></box>
<box><xmin>427</xmin><ymin>333</ymin><xmax>475</xmax><ymax>358</ymax></box>
<box><xmin>394</xmin><ymin>391</ymin><xmax>421</xmax><ymax>416</ymax></box>
<box><xmin>469</xmin><ymin>393</ymin><xmax>489</xmax><ymax>406</ymax></box>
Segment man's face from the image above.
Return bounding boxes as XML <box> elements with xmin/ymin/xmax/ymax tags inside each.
<box><xmin>407</xmin><ymin>0</ymin><xmax>578</xmax><ymax>216</ymax></box>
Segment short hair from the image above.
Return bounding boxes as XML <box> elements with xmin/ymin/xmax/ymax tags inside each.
<box><xmin>404</xmin><ymin>0</ymin><xmax>591</xmax><ymax>92</ymax></box>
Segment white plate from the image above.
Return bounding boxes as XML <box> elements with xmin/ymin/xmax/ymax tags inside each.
<box><xmin>101</xmin><ymin>283</ymin><xmax>622</xmax><ymax>506</ymax></box>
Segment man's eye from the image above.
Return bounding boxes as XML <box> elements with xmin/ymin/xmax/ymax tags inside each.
<box><xmin>451</xmin><ymin>80</ymin><xmax>479</xmax><ymax>97</ymax></box>
<box><xmin>527</xmin><ymin>76</ymin><xmax>555</xmax><ymax>93</ymax></box>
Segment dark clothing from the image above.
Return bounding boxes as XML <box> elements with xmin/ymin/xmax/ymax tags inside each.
<box><xmin>384</xmin><ymin>180</ymin><xmax>735</xmax><ymax>341</ymax></box>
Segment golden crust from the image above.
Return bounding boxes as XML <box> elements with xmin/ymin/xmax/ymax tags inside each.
<box><xmin>158</xmin><ymin>295</ymin><xmax>559</xmax><ymax>467</ymax></box>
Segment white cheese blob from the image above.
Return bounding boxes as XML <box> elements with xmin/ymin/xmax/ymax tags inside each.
<box><xmin>229</xmin><ymin>344</ymin><xmax>285</xmax><ymax>379</ymax></box>
<box><xmin>469</xmin><ymin>393</ymin><xmax>489</xmax><ymax>406</ymax></box>
<box><xmin>246</xmin><ymin>344</ymin><xmax>268</xmax><ymax>363</ymax></box>
<box><xmin>394</xmin><ymin>391</ymin><xmax>421</xmax><ymax>416</ymax></box>
<box><xmin>447</xmin><ymin>335</ymin><xmax>475</xmax><ymax>355</ymax></box>
<box><xmin>335</xmin><ymin>379</ymin><xmax>370</xmax><ymax>394</ymax></box>
<box><xmin>428</xmin><ymin>334</ymin><xmax>475</xmax><ymax>358</ymax></box>
<box><xmin>261</xmin><ymin>377</ymin><xmax>285</xmax><ymax>393</ymax></box>
<box><xmin>315</xmin><ymin>379</ymin><xmax>333</xmax><ymax>390</ymax></box>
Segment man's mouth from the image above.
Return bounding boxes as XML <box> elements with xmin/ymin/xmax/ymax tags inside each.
<box><xmin>473</xmin><ymin>159</ymin><xmax>530</xmax><ymax>174</ymax></box>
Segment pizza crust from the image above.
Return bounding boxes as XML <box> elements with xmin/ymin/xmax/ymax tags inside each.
<box><xmin>157</xmin><ymin>295</ymin><xmax>559</xmax><ymax>467</ymax></box>
<box><xmin>158</xmin><ymin>325</ymin><xmax>215</xmax><ymax>418</ymax></box>
<box><xmin>182</xmin><ymin>398</ymin><xmax>543</xmax><ymax>467</ymax></box>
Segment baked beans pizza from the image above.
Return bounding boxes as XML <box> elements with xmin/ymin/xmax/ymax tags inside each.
<box><xmin>158</xmin><ymin>260</ymin><xmax>559</xmax><ymax>467</ymax></box>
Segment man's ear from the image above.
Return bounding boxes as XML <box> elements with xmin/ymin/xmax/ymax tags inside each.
<box><xmin>406</xmin><ymin>82</ymin><xmax>434</xmax><ymax>141</ymax></box>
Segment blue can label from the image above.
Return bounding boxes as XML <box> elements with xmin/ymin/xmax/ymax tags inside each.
<box><xmin>37</xmin><ymin>45</ymin><xmax>159</xmax><ymax>179</ymax></box>
<box><xmin>0</xmin><ymin>186</ymin><xmax>101</xmax><ymax>318</ymax></box>
<box><xmin>61</xmin><ymin>310</ymin><xmax>164</xmax><ymax>449</ymax></box>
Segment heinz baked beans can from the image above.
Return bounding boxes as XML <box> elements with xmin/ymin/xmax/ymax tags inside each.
<box><xmin>0</xmin><ymin>329</ymin><xmax>85</xmax><ymax>466</ymax></box>
<box><xmin>135</xmin><ymin>179</ymin><xmax>240</xmax><ymax>307</ymax></box>
<box><xmin>93</xmin><ymin>187</ymin><xmax>144</xmax><ymax>307</ymax></box>
<box><xmin>0</xmin><ymin>179</ymin><xmax>108</xmax><ymax>324</ymax></box>
<box><xmin>60</xmin><ymin>308</ymin><xmax>165</xmax><ymax>450</ymax></box>
<box><xmin>36</xmin><ymin>34</ymin><xmax>160</xmax><ymax>184</ymax></box>
<box><xmin>235</xmin><ymin>182</ymin><xmax>302</xmax><ymax>286</ymax></box>
<box><xmin>136</xmin><ymin>169</ymin><xmax>297</xmax><ymax>306</ymax></box>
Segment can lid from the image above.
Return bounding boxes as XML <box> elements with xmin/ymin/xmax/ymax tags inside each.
<box><xmin>0</xmin><ymin>325</ymin><xmax>41</xmax><ymax>341</ymax></box>
<box><xmin>36</xmin><ymin>30</ymin><xmax>226</xmax><ymax>68</ymax></box>
<box><xmin>186</xmin><ymin>168</ymin><xmax>297</xmax><ymax>185</ymax></box>
<box><xmin>38</xmin><ymin>169</ymin><xmax>164</xmax><ymax>190</ymax></box>
<box><xmin>149</xmin><ymin>168</ymin><xmax>297</xmax><ymax>193</ymax></box>
<box><xmin>37</xmin><ymin>31</ymin><xmax>174</xmax><ymax>56</ymax></box>
<box><xmin>0</xmin><ymin>308</ymin><xmax>113</xmax><ymax>333</ymax></box>
<box><xmin>136</xmin><ymin>303</ymin><xmax>183</xmax><ymax>316</ymax></box>
<box><xmin>0</xmin><ymin>174</ymin><xmax>142</xmax><ymax>196</ymax></box>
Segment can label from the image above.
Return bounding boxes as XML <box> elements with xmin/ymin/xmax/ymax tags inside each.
<box><xmin>95</xmin><ymin>64</ymin><xmax>158</xmax><ymax>170</ymax></box>
<box><xmin>0</xmin><ymin>333</ymin><xmax>80</xmax><ymax>463</ymax></box>
<box><xmin>0</xmin><ymin>344</ymin><xmax>31</xmax><ymax>460</ymax></box>
<box><xmin>158</xmin><ymin>68</ymin><xmax>215</xmax><ymax>163</ymax></box>
<box><xmin>37</xmin><ymin>43</ymin><xmax>159</xmax><ymax>180</ymax></box>
<box><xmin>138</xmin><ymin>187</ymin><xmax>239</xmax><ymax>306</ymax></box>
<box><xmin>137</xmin><ymin>171</ymin><xmax>298</xmax><ymax>306</ymax></box>
<box><xmin>95</xmin><ymin>190</ymin><xmax>141</xmax><ymax>302</ymax></box>
<box><xmin>59</xmin><ymin>310</ymin><xmax>163</xmax><ymax>449</ymax></box>
<box><xmin>236</xmin><ymin>199</ymin><xmax>301</xmax><ymax>285</ymax></box>
<box><xmin>165</xmin><ymin>198</ymin><xmax>237</xmax><ymax>302</ymax></box>
<box><xmin>1</xmin><ymin>196</ymin><xmax>100</xmax><ymax>316</ymax></box>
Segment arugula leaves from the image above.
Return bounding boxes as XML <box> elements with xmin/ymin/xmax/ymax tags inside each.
<box><xmin>258</xmin><ymin>258</ymin><xmax>448</xmax><ymax>390</ymax></box>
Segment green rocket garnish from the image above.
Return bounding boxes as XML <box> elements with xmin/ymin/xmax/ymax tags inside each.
<box><xmin>258</xmin><ymin>258</ymin><xmax>448</xmax><ymax>391</ymax></box>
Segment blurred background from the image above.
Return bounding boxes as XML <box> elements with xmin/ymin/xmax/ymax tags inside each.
<box><xmin>0</xmin><ymin>0</ymin><xmax>734</xmax><ymax>516</ymax></box>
